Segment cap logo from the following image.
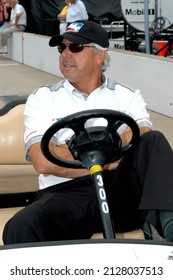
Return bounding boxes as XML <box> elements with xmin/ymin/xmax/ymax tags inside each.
<box><xmin>66</xmin><ymin>22</ymin><xmax>84</xmax><ymax>33</ymax></box>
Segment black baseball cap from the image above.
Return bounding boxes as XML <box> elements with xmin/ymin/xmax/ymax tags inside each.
<box><xmin>49</xmin><ymin>21</ymin><xmax>109</xmax><ymax>48</ymax></box>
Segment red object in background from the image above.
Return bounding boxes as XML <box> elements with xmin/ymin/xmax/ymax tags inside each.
<box><xmin>152</xmin><ymin>40</ymin><xmax>173</xmax><ymax>57</ymax></box>
<box><xmin>0</xmin><ymin>0</ymin><xmax>6</xmax><ymax>25</ymax></box>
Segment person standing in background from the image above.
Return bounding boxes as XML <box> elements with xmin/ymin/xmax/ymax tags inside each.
<box><xmin>57</xmin><ymin>0</ymin><xmax>88</xmax><ymax>34</ymax></box>
<box><xmin>0</xmin><ymin>1</ymin><xmax>11</xmax><ymax>31</ymax></box>
<box><xmin>0</xmin><ymin>0</ymin><xmax>26</xmax><ymax>54</ymax></box>
<box><xmin>57</xmin><ymin>4</ymin><xmax>69</xmax><ymax>34</ymax></box>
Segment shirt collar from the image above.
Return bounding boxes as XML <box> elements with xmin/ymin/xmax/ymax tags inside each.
<box><xmin>63</xmin><ymin>75</ymin><xmax>107</xmax><ymax>96</ymax></box>
<box><xmin>63</xmin><ymin>80</ymin><xmax>88</xmax><ymax>99</ymax></box>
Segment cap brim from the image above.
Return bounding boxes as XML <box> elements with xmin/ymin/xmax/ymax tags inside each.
<box><xmin>49</xmin><ymin>33</ymin><xmax>91</xmax><ymax>47</ymax></box>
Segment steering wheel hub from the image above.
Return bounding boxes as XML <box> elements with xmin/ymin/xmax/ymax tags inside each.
<box><xmin>41</xmin><ymin>109</ymin><xmax>140</xmax><ymax>169</ymax></box>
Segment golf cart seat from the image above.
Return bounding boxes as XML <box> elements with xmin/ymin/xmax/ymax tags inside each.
<box><xmin>0</xmin><ymin>102</ymin><xmax>38</xmax><ymax>245</ymax></box>
<box><xmin>0</xmin><ymin>102</ymin><xmax>145</xmax><ymax>245</ymax></box>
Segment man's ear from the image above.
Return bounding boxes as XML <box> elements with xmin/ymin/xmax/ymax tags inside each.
<box><xmin>97</xmin><ymin>51</ymin><xmax>107</xmax><ymax>65</ymax></box>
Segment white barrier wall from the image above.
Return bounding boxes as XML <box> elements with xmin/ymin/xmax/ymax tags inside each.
<box><xmin>7</xmin><ymin>32</ymin><xmax>173</xmax><ymax>118</ymax></box>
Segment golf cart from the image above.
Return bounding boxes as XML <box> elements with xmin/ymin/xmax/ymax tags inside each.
<box><xmin>0</xmin><ymin>108</ymin><xmax>172</xmax><ymax>279</ymax></box>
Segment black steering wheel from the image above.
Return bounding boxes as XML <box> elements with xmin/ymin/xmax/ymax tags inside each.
<box><xmin>41</xmin><ymin>109</ymin><xmax>140</xmax><ymax>170</ymax></box>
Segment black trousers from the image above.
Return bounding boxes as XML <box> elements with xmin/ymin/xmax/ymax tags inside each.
<box><xmin>3</xmin><ymin>131</ymin><xmax>173</xmax><ymax>244</ymax></box>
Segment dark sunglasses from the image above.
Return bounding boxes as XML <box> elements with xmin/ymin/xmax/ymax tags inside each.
<box><xmin>57</xmin><ymin>43</ymin><xmax>95</xmax><ymax>54</ymax></box>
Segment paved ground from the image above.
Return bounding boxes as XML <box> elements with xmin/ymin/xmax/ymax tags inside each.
<box><xmin>1</xmin><ymin>55</ymin><xmax>173</xmax><ymax>241</ymax></box>
<box><xmin>0</xmin><ymin>55</ymin><xmax>60</xmax><ymax>97</ymax></box>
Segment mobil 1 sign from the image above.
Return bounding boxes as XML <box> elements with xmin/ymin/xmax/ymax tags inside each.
<box><xmin>121</xmin><ymin>0</ymin><xmax>173</xmax><ymax>31</ymax></box>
